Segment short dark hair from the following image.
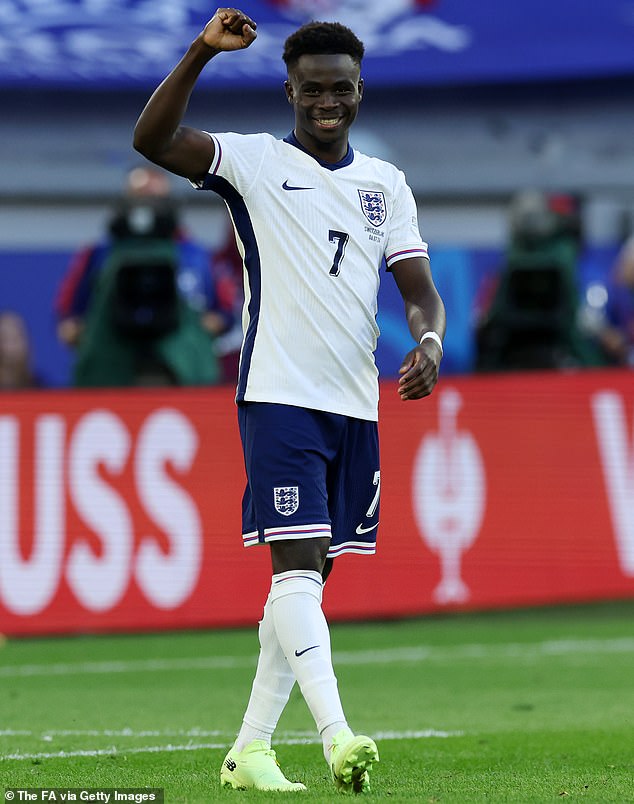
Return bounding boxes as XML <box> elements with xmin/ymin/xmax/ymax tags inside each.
<box><xmin>283</xmin><ymin>21</ymin><xmax>365</xmax><ymax>69</ymax></box>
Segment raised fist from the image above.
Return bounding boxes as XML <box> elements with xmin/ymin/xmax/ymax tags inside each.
<box><xmin>202</xmin><ymin>7</ymin><xmax>257</xmax><ymax>51</ymax></box>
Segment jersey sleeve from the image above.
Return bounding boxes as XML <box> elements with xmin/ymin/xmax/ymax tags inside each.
<box><xmin>190</xmin><ymin>132</ymin><xmax>273</xmax><ymax>197</ymax></box>
<box><xmin>384</xmin><ymin>170</ymin><xmax>429</xmax><ymax>269</ymax></box>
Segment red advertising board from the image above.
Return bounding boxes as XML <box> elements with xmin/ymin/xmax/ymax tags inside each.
<box><xmin>1</xmin><ymin>369</ymin><xmax>633</xmax><ymax>636</ymax></box>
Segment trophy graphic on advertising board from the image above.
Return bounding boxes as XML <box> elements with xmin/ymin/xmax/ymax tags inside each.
<box><xmin>412</xmin><ymin>388</ymin><xmax>486</xmax><ymax>604</ymax></box>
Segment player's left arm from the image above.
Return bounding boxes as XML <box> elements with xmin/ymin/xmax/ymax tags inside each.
<box><xmin>391</xmin><ymin>256</ymin><xmax>446</xmax><ymax>400</ymax></box>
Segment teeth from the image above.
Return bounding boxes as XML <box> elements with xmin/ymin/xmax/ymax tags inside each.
<box><xmin>317</xmin><ymin>118</ymin><xmax>340</xmax><ymax>126</ymax></box>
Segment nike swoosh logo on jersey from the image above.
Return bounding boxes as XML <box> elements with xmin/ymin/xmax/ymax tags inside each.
<box><xmin>295</xmin><ymin>645</ymin><xmax>320</xmax><ymax>657</ymax></box>
<box><xmin>355</xmin><ymin>522</ymin><xmax>379</xmax><ymax>535</ymax></box>
<box><xmin>282</xmin><ymin>180</ymin><xmax>315</xmax><ymax>191</ymax></box>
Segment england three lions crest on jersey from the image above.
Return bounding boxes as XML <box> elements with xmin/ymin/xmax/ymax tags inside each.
<box><xmin>358</xmin><ymin>190</ymin><xmax>387</xmax><ymax>227</ymax></box>
<box><xmin>274</xmin><ymin>486</ymin><xmax>300</xmax><ymax>516</ymax></box>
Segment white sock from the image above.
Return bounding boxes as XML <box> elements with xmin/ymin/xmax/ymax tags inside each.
<box><xmin>321</xmin><ymin>722</ymin><xmax>353</xmax><ymax>762</ymax></box>
<box><xmin>269</xmin><ymin>569</ymin><xmax>349</xmax><ymax>759</ymax></box>
<box><xmin>234</xmin><ymin>594</ymin><xmax>296</xmax><ymax>753</ymax></box>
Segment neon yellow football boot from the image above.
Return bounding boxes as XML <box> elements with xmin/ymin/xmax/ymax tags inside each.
<box><xmin>329</xmin><ymin>730</ymin><xmax>379</xmax><ymax>794</ymax></box>
<box><xmin>220</xmin><ymin>739</ymin><xmax>307</xmax><ymax>792</ymax></box>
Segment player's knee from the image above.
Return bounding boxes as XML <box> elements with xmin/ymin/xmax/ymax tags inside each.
<box><xmin>270</xmin><ymin>537</ymin><xmax>330</xmax><ymax>574</ymax></box>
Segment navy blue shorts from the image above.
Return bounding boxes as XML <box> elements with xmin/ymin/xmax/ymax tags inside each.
<box><xmin>238</xmin><ymin>402</ymin><xmax>380</xmax><ymax>558</ymax></box>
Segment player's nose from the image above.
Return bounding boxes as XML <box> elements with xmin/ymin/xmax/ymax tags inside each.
<box><xmin>318</xmin><ymin>91</ymin><xmax>338</xmax><ymax>108</ymax></box>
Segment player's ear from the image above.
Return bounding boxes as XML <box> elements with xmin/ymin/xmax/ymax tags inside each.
<box><xmin>358</xmin><ymin>78</ymin><xmax>364</xmax><ymax>100</ymax></box>
<box><xmin>284</xmin><ymin>80</ymin><xmax>294</xmax><ymax>103</ymax></box>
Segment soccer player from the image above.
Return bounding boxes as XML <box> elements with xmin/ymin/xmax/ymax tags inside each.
<box><xmin>134</xmin><ymin>6</ymin><xmax>446</xmax><ymax>793</ymax></box>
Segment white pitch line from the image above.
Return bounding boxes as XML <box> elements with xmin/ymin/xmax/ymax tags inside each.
<box><xmin>1</xmin><ymin>637</ymin><xmax>633</xmax><ymax>679</ymax></box>
<box><xmin>0</xmin><ymin>730</ymin><xmax>464</xmax><ymax>762</ymax></box>
<box><xmin>1</xmin><ymin>728</ymin><xmax>230</xmax><ymax>739</ymax></box>
<box><xmin>0</xmin><ymin>655</ymin><xmax>255</xmax><ymax>677</ymax></box>
<box><xmin>1</xmin><ymin>743</ymin><xmax>229</xmax><ymax>761</ymax></box>
<box><xmin>0</xmin><ymin>655</ymin><xmax>256</xmax><ymax>678</ymax></box>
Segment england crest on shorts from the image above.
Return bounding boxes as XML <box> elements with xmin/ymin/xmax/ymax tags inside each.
<box><xmin>358</xmin><ymin>190</ymin><xmax>387</xmax><ymax>227</ymax></box>
<box><xmin>274</xmin><ymin>486</ymin><xmax>300</xmax><ymax>516</ymax></box>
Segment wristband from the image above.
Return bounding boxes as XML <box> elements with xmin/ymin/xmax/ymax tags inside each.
<box><xmin>419</xmin><ymin>331</ymin><xmax>443</xmax><ymax>356</ymax></box>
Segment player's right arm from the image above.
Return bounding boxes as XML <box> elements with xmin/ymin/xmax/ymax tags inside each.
<box><xmin>133</xmin><ymin>8</ymin><xmax>257</xmax><ymax>183</ymax></box>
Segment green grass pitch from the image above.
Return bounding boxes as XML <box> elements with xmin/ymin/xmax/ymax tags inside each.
<box><xmin>1</xmin><ymin>601</ymin><xmax>633</xmax><ymax>802</ymax></box>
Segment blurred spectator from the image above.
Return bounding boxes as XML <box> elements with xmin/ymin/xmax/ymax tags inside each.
<box><xmin>0</xmin><ymin>310</ymin><xmax>41</xmax><ymax>390</ymax></box>
<box><xmin>56</xmin><ymin>166</ymin><xmax>236</xmax><ymax>387</ymax></box>
<box><xmin>594</xmin><ymin>235</ymin><xmax>634</xmax><ymax>366</ymax></box>
<box><xmin>475</xmin><ymin>190</ymin><xmax>597</xmax><ymax>371</ymax></box>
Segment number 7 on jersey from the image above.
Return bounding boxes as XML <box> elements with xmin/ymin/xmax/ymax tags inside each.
<box><xmin>328</xmin><ymin>230</ymin><xmax>349</xmax><ymax>276</ymax></box>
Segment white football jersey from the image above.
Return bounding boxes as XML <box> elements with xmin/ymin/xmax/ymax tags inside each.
<box><xmin>194</xmin><ymin>131</ymin><xmax>428</xmax><ymax>421</ymax></box>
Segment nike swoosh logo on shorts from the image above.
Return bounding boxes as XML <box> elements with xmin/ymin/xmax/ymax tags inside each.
<box><xmin>295</xmin><ymin>645</ymin><xmax>320</xmax><ymax>657</ymax></box>
<box><xmin>355</xmin><ymin>522</ymin><xmax>379</xmax><ymax>535</ymax></box>
<box><xmin>282</xmin><ymin>180</ymin><xmax>315</xmax><ymax>191</ymax></box>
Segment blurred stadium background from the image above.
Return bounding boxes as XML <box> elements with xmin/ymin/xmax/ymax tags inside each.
<box><xmin>3</xmin><ymin>0</ymin><xmax>634</xmax><ymax>384</ymax></box>
<box><xmin>1</xmin><ymin>1</ymin><xmax>633</xmax><ymax>637</ymax></box>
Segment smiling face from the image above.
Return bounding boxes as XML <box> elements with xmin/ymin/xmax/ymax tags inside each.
<box><xmin>285</xmin><ymin>53</ymin><xmax>363</xmax><ymax>163</ymax></box>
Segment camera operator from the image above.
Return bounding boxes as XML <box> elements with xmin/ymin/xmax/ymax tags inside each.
<box><xmin>56</xmin><ymin>166</ymin><xmax>234</xmax><ymax>387</ymax></box>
